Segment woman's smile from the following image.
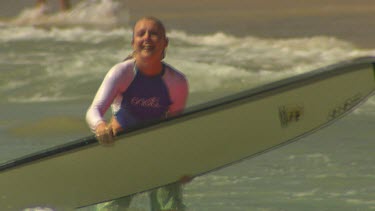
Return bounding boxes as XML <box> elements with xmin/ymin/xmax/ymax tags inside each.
<box><xmin>142</xmin><ymin>43</ymin><xmax>154</xmax><ymax>51</ymax></box>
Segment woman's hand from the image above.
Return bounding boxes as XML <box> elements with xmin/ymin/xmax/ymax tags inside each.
<box><xmin>179</xmin><ymin>175</ymin><xmax>193</xmax><ymax>184</ymax></box>
<box><xmin>95</xmin><ymin>122</ymin><xmax>114</xmax><ymax>145</ymax></box>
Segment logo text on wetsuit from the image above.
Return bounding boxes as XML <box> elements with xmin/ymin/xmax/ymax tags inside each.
<box><xmin>131</xmin><ymin>97</ymin><xmax>161</xmax><ymax>108</ymax></box>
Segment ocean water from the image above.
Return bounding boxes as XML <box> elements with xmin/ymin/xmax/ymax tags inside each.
<box><xmin>1</xmin><ymin>1</ymin><xmax>375</xmax><ymax>210</ymax></box>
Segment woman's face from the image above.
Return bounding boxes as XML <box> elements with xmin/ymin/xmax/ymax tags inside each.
<box><xmin>132</xmin><ymin>19</ymin><xmax>168</xmax><ymax>61</ymax></box>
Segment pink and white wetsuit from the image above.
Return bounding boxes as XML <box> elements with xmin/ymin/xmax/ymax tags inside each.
<box><xmin>86</xmin><ymin>59</ymin><xmax>189</xmax><ymax>132</ymax></box>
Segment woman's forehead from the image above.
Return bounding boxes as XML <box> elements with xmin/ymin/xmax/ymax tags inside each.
<box><xmin>134</xmin><ymin>19</ymin><xmax>166</xmax><ymax>35</ymax></box>
<box><xmin>135</xmin><ymin>20</ymin><xmax>159</xmax><ymax>30</ymax></box>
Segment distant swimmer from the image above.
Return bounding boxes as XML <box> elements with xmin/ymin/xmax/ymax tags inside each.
<box><xmin>36</xmin><ymin>0</ymin><xmax>71</xmax><ymax>12</ymax></box>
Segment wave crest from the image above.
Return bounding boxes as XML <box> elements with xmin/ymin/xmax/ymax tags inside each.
<box><xmin>10</xmin><ymin>0</ymin><xmax>129</xmax><ymax>28</ymax></box>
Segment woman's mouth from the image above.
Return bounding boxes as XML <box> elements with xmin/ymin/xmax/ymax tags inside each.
<box><xmin>142</xmin><ymin>44</ymin><xmax>154</xmax><ymax>51</ymax></box>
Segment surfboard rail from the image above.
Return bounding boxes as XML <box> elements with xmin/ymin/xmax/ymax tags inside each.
<box><xmin>1</xmin><ymin>56</ymin><xmax>375</xmax><ymax>210</ymax></box>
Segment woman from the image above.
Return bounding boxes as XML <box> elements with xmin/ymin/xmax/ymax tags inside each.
<box><xmin>86</xmin><ymin>17</ymin><xmax>189</xmax><ymax>210</ymax></box>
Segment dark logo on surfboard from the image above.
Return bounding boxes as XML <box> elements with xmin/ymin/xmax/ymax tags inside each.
<box><xmin>327</xmin><ymin>94</ymin><xmax>362</xmax><ymax>120</ymax></box>
<box><xmin>279</xmin><ymin>104</ymin><xmax>304</xmax><ymax>127</ymax></box>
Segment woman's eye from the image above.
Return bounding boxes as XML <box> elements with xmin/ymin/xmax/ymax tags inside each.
<box><xmin>135</xmin><ymin>30</ymin><xmax>160</xmax><ymax>38</ymax></box>
<box><xmin>137</xmin><ymin>32</ymin><xmax>145</xmax><ymax>37</ymax></box>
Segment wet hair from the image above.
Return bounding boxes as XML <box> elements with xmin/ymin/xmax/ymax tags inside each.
<box><xmin>124</xmin><ymin>16</ymin><xmax>167</xmax><ymax>61</ymax></box>
<box><xmin>136</xmin><ymin>16</ymin><xmax>167</xmax><ymax>39</ymax></box>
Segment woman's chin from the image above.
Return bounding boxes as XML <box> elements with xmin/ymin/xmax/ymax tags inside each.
<box><xmin>138</xmin><ymin>51</ymin><xmax>160</xmax><ymax>60</ymax></box>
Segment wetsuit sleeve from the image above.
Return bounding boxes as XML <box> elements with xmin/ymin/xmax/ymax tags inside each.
<box><xmin>86</xmin><ymin>62</ymin><xmax>133</xmax><ymax>132</ymax></box>
<box><xmin>164</xmin><ymin>68</ymin><xmax>189</xmax><ymax>117</ymax></box>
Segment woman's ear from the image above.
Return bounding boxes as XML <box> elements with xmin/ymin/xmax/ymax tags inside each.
<box><xmin>165</xmin><ymin>37</ymin><xmax>169</xmax><ymax>48</ymax></box>
<box><xmin>131</xmin><ymin>31</ymin><xmax>134</xmax><ymax>46</ymax></box>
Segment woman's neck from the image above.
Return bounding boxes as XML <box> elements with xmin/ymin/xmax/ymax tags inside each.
<box><xmin>135</xmin><ymin>58</ymin><xmax>163</xmax><ymax>77</ymax></box>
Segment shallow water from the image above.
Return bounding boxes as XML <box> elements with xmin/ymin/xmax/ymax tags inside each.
<box><xmin>1</xmin><ymin>1</ymin><xmax>375</xmax><ymax>210</ymax></box>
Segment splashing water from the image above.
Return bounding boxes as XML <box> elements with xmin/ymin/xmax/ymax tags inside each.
<box><xmin>10</xmin><ymin>0</ymin><xmax>129</xmax><ymax>28</ymax></box>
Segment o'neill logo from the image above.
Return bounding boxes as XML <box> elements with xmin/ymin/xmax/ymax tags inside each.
<box><xmin>131</xmin><ymin>97</ymin><xmax>161</xmax><ymax>108</ymax></box>
<box><xmin>279</xmin><ymin>104</ymin><xmax>304</xmax><ymax>127</ymax></box>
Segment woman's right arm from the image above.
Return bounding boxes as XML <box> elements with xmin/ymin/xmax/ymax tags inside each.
<box><xmin>86</xmin><ymin>66</ymin><xmax>121</xmax><ymax>132</ymax></box>
<box><xmin>86</xmin><ymin>61</ymin><xmax>135</xmax><ymax>144</ymax></box>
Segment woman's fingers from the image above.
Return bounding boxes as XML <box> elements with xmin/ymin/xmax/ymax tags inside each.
<box><xmin>95</xmin><ymin>123</ymin><xmax>115</xmax><ymax>145</ymax></box>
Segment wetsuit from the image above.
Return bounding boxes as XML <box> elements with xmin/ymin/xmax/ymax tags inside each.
<box><xmin>86</xmin><ymin>59</ymin><xmax>189</xmax><ymax>210</ymax></box>
<box><xmin>86</xmin><ymin>59</ymin><xmax>188</xmax><ymax>131</ymax></box>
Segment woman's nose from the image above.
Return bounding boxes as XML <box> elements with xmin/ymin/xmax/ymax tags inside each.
<box><xmin>144</xmin><ymin>31</ymin><xmax>152</xmax><ymax>40</ymax></box>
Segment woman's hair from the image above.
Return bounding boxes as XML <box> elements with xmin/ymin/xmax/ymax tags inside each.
<box><xmin>124</xmin><ymin>16</ymin><xmax>167</xmax><ymax>61</ymax></box>
<box><xmin>137</xmin><ymin>16</ymin><xmax>166</xmax><ymax>39</ymax></box>
<box><xmin>123</xmin><ymin>51</ymin><xmax>135</xmax><ymax>61</ymax></box>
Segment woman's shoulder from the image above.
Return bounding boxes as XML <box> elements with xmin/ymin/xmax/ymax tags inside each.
<box><xmin>113</xmin><ymin>59</ymin><xmax>135</xmax><ymax>72</ymax></box>
<box><xmin>163</xmin><ymin>62</ymin><xmax>187</xmax><ymax>82</ymax></box>
<box><xmin>107</xmin><ymin>59</ymin><xmax>136</xmax><ymax>77</ymax></box>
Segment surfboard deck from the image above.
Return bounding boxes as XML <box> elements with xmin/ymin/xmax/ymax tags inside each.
<box><xmin>1</xmin><ymin>57</ymin><xmax>375</xmax><ymax>210</ymax></box>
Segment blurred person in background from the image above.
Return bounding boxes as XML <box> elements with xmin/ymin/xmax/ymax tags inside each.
<box><xmin>36</xmin><ymin>0</ymin><xmax>71</xmax><ymax>12</ymax></box>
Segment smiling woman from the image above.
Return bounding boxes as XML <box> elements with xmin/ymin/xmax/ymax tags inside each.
<box><xmin>132</xmin><ymin>17</ymin><xmax>169</xmax><ymax>68</ymax></box>
<box><xmin>85</xmin><ymin>16</ymin><xmax>189</xmax><ymax>210</ymax></box>
<box><xmin>86</xmin><ymin>16</ymin><xmax>188</xmax><ymax>144</ymax></box>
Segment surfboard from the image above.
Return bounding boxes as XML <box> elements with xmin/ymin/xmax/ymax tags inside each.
<box><xmin>1</xmin><ymin>57</ymin><xmax>375</xmax><ymax>210</ymax></box>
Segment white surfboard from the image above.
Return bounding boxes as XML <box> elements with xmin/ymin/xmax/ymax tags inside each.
<box><xmin>1</xmin><ymin>57</ymin><xmax>375</xmax><ymax>210</ymax></box>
